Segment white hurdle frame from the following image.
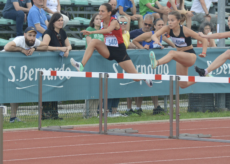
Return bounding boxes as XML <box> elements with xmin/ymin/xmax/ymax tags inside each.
<box><xmin>38</xmin><ymin>71</ymin><xmax>230</xmax><ymax>143</ymax></box>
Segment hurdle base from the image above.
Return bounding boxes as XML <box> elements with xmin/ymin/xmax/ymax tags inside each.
<box><xmin>180</xmin><ymin>133</ymin><xmax>212</xmax><ymax>138</ymax></box>
<box><xmin>45</xmin><ymin>126</ymin><xmax>74</xmax><ymax>129</ymax></box>
<box><xmin>107</xmin><ymin>128</ymin><xmax>138</xmax><ymax>133</ymax></box>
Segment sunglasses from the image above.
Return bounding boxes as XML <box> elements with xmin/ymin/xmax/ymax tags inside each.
<box><xmin>57</xmin><ymin>34</ymin><xmax>62</xmax><ymax>41</ymax></box>
<box><xmin>144</xmin><ymin>23</ymin><xmax>152</xmax><ymax>27</ymax></box>
<box><xmin>119</xmin><ymin>21</ymin><xmax>127</xmax><ymax>25</ymax></box>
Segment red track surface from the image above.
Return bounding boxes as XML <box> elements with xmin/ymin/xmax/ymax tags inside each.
<box><xmin>3</xmin><ymin>119</ymin><xmax>230</xmax><ymax>164</ymax></box>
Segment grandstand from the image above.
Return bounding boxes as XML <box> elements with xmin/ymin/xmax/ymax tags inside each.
<box><xmin>0</xmin><ymin>0</ymin><xmax>229</xmax><ymax>49</ymax></box>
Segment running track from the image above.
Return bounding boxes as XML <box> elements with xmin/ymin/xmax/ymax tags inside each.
<box><xmin>3</xmin><ymin>118</ymin><xmax>230</xmax><ymax>164</ymax></box>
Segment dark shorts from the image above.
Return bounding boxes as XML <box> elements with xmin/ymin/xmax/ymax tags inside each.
<box><xmin>107</xmin><ymin>43</ymin><xmax>131</xmax><ymax>63</ymax></box>
<box><xmin>184</xmin><ymin>48</ymin><xmax>196</xmax><ymax>54</ymax></box>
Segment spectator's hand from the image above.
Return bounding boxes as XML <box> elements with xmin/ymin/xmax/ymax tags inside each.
<box><xmin>186</xmin><ymin>11</ymin><xmax>194</xmax><ymax>17</ymax></box>
<box><xmin>63</xmin><ymin>49</ymin><xmax>69</xmax><ymax>58</ymax></box>
<box><xmin>144</xmin><ymin>44</ymin><xmax>149</xmax><ymax>50</ymax></box>
<box><xmin>161</xmin><ymin>46</ymin><xmax>165</xmax><ymax>49</ymax></box>
<box><xmin>198</xmin><ymin>32</ymin><xmax>206</xmax><ymax>38</ymax></box>
<box><xmin>21</xmin><ymin>49</ymin><xmax>30</xmax><ymax>56</ymax></box>
<box><xmin>81</xmin><ymin>30</ymin><xmax>92</xmax><ymax>36</ymax></box>
<box><xmin>59</xmin><ymin>47</ymin><xmax>68</xmax><ymax>52</ymax></box>
<box><xmin>130</xmin><ymin>15</ymin><xmax>138</xmax><ymax>20</ymax></box>
<box><xmin>161</xmin><ymin>7</ymin><xmax>170</xmax><ymax>14</ymax></box>
<box><xmin>24</xmin><ymin>14</ymin><xmax>27</xmax><ymax>23</ymax></box>
<box><xmin>27</xmin><ymin>47</ymin><xmax>35</xmax><ymax>56</ymax></box>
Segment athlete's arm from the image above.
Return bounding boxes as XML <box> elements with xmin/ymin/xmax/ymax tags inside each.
<box><xmin>81</xmin><ymin>20</ymin><xmax>119</xmax><ymax>35</ymax></box>
<box><xmin>184</xmin><ymin>26</ymin><xmax>208</xmax><ymax>57</ymax></box>
<box><xmin>199</xmin><ymin>31</ymin><xmax>230</xmax><ymax>39</ymax></box>
<box><xmin>162</xmin><ymin>35</ymin><xmax>176</xmax><ymax>48</ymax></box>
<box><xmin>133</xmin><ymin>32</ymin><xmax>152</xmax><ymax>49</ymax></box>
<box><xmin>151</xmin><ymin>26</ymin><xmax>170</xmax><ymax>46</ymax></box>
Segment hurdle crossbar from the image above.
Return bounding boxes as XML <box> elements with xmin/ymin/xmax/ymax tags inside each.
<box><xmin>42</xmin><ymin>70</ymin><xmax>230</xmax><ymax>83</ymax></box>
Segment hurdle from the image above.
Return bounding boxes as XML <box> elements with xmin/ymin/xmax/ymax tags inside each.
<box><xmin>39</xmin><ymin>70</ymin><xmax>230</xmax><ymax>143</ymax></box>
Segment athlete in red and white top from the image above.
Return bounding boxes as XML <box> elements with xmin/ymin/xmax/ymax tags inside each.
<box><xmin>70</xmin><ymin>3</ymin><xmax>152</xmax><ymax>87</ymax></box>
<box><xmin>167</xmin><ymin>0</ymin><xmax>193</xmax><ymax>29</ymax></box>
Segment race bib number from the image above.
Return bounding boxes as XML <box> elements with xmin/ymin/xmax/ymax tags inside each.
<box><xmin>170</xmin><ymin>37</ymin><xmax>187</xmax><ymax>47</ymax></box>
<box><xmin>105</xmin><ymin>36</ymin><xmax>118</xmax><ymax>47</ymax></box>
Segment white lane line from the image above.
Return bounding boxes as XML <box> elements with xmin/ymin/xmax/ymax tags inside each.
<box><xmin>4</xmin><ymin>134</ymin><xmax>99</xmax><ymax>142</ymax></box>
<box><xmin>3</xmin><ymin>145</ymin><xmax>230</xmax><ymax>162</ymax></box>
<box><xmin>117</xmin><ymin>156</ymin><xmax>230</xmax><ymax>164</ymax></box>
<box><xmin>4</xmin><ymin>139</ymin><xmax>166</xmax><ymax>151</ymax></box>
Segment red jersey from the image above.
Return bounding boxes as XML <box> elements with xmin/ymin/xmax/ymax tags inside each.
<box><xmin>101</xmin><ymin>17</ymin><xmax>124</xmax><ymax>47</ymax></box>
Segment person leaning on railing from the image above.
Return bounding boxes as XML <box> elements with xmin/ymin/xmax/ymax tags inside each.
<box><xmin>3</xmin><ymin>26</ymin><xmax>48</xmax><ymax>123</ymax></box>
<box><xmin>41</xmin><ymin>12</ymin><xmax>72</xmax><ymax>120</ymax></box>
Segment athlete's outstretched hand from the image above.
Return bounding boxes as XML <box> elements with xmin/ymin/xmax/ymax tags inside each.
<box><xmin>154</xmin><ymin>40</ymin><xmax>163</xmax><ymax>47</ymax></box>
<box><xmin>199</xmin><ymin>53</ymin><xmax>206</xmax><ymax>58</ymax></box>
<box><xmin>198</xmin><ymin>32</ymin><xmax>206</xmax><ymax>38</ymax></box>
<box><xmin>81</xmin><ymin>30</ymin><xmax>92</xmax><ymax>36</ymax></box>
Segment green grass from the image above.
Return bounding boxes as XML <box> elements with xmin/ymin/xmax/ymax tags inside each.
<box><xmin>3</xmin><ymin>110</ymin><xmax>230</xmax><ymax>129</ymax></box>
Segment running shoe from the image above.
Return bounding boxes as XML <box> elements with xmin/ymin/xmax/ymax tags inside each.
<box><xmin>194</xmin><ymin>66</ymin><xmax>205</xmax><ymax>76</ymax></box>
<box><xmin>125</xmin><ymin>109</ymin><xmax>135</xmax><ymax>115</ymax></box>
<box><xmin>149</xmin><ymin>51</ymin><xmax>157</xmax><ymax>69</ymax></box>
<box><xmin>135</xmin><ymin>108</ymin><xmax>143</xmax><ymax>116</ymax></box>
<box><xmin>70</xmin><ymin>58</ymin><xmax>84</xmax><ymax>71</ymax></box>
<box><xmin>9</xmin><ymin>117</ymin><xmax>22</xmax><ymax>123</ymax></box>
<box><xmin>145</xmin><ymin>79</ymin><xmax>153</xmax><ymax>87</ymax></box>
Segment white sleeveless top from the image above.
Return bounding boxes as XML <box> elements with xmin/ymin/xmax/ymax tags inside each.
<box><xmin>46</xmin><ymin>0</ymin><xmax>58</xmax><ymax>12</ymax></box>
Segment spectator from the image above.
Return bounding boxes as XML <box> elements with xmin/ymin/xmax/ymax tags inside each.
<box><xmin>133</xmin><ymin>18</ymin><xmax>175</xmax><ymax>49</ymax></box>
<box><xmin>119</xmin><ymin>15</ymin><xmax>136</xmax><ymax>49</ymax></box>
<box><xmin>197</xmin><ymin>21</ymin><xmax>216</xmax><ymax>47</ymax></box>
<box><xmin>130</xmin><ymin>14</ymin><xmax>154</xmax><ymax>41</ymax></box>
<box><xmin>85</xmin><ymin>13</ymin><xmax>104</xmax><ymax>48</ymax></box>
<box><xmin>167</xmin><ymin>0</ymin><xmax>193</xmax><ymax>29</ymax></box>
<box><xmin>116</xmin><ymin>0</ymin><xmax>143</xmax><ymax>31</ymax></box>
<box><xmin>43</xmin><ymin>0</ymin><xmax>69</xmax><ymax>27</ymax></box>
<box><xmin>43</xmin><ymin>12</ymin><xmax>71</xmax><ymax>54</ymax></box>
<box><xmin>139</xmin><ymin>0</ymin><xmax>170</xmax><ymax>25</ymax></box>
<box><xmin>28</xmin><ymin>0</ymin><xmax>49</xmax><ymax>40</ymax></box>
<box><xmin>42</xmin><ymin>13</ymin><xmax>72</xmax><ymax>120</ymax></box>
<box><xmin>190</xmin><ymin>0</ymin><xmax>217</xmax><ymax>27</ymax></box>
<box><xmin>108</xmin><ymin>0</ymin><xmax>118</xmax><ymax>19</ymax></box>
<box><xmin>2</xmin><ymin>0</ymin><xmax>32</xmax><ymax>36</ymax></box>
<box><xmin>4</xmin><ymin>26</ymin><xmax>48</xmax><ymax>123</ymax></box>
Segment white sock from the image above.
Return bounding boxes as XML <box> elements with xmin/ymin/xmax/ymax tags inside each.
<box><xmin>204</xmin><ymin>69</ymin><xmax>208</xmax><ymax>76</ymax></box>
<box><xmin>135</xmin><ymin>107</ymin><xmax>140</xmax><ymax>110</ymax></box>
<box><xmin>126</xmin><ymin>108</ymin><xmax>131</xmax><ymax>111</ymax></box>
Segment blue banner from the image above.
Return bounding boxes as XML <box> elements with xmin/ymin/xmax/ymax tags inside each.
<box><xmin>1</xmin><ymin>48</ymin><xmax>230</xmax><ymax>103</ymax></box>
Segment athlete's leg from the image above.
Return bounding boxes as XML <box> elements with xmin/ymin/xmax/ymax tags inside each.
<box><xmin>118</xmin><ymin>60</ymin><xmax>152</xmax><ymax>87</ymax></box>
<box><xmin>176</xmin><ymin>62</ymin><xmax>195</xmax><ymax>88</ymax></box>
<box><xmin>206</xmin><ymin>50</ymin><xmax>230</xmax><ymax>73</ymax></box>
<box><xmin>81</xmin><ymin>39</ymin><xmax>110</xmax><ymax>66</ymax></box>
<box><xmin>71</xmin><ymin>40</ymin><xmax>110</xmax><ymax>71</ymax></box>
<box><xmin>195</xmin><ymin>50</ymin><xmax>230</xmax><ymax>76</ymax></box>
<box><xmin>150</xmin><ymin>50</ymin><xmax>196</xmax><ymax>68</ymax></box>
<box><xmin>118</xmin><ymin>60</ymin><xmax>139</xmax><ymax>81</ymax></box>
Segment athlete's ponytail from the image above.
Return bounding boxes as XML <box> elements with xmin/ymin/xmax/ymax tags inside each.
<box><xmin>101</xmin><ymin>3</ymin><xmax>118</xmax><ymax>16</ymax></box>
